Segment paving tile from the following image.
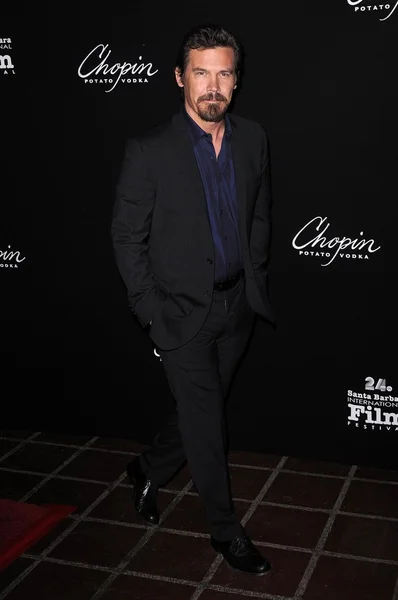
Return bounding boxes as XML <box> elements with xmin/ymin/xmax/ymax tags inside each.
<box><xmin>284</xmin><ymin>457</ymin><xmax>350</xmax><ymax>476</ymax></box>
<box><xmin>49</xmin><ymin>520</ymin><xmax>145</xmax><ymax>567</ymax></box>
<box><xmin>325</xmin><ymin>514</ymin><xmax>398</xmax><ymax>561</ymax></box>
<box><xmin>160</xmin><ymin>494</ymin><xmax>248</xmax><ymax>535</ymax></box>
<box><xmin>3</xmin><ymin>561</ymin><xmax>108</xmax><ymax>600</ymax></box>
<box><xmin>0</xmin><ymin>471</ymin><xmax>44</xmax><ymax>500</ymax></box>
<box><xmin>341</xmin><ymin>480</ymin><xmax>398</xmax><ymax>519</ymax></box>
<box><xmin>200</xmin><ymin>592</ymin><xmax>261</xmax><ymax>600</ymax></box>
<box><xmin>263</xmin><ymin>472</ymin><xmax>344</xmax><ymax>509</ymax></box>
<box><xmin>229</xmin><ymin>465</ymin><xmax>271</xmax><ymax>500</ymax></box>
<box><xmin>100</xmin><ymin>573</ymin><xmax>194</xmax><ymax>599</ymax></box>
<box><xmin>246</xmin><ymin>504</ymin><xmax>328</xmax><ymax>549</ymax></box>
<box><xmin>212</xmin><ymin>544</ymin><xmax>310</xmax><ymax>596</ymax></box>
<box><xmin>0</xmin><ymin>443</ymin><xmax>77</xmax><ymax>473</ymax></box>
<box><xmin>34</xmin><ymin>432</ymin><xmax>95</xmax><ymax>446</ymax></box>
<box><xmin>27</xmin><ymin>478</ymin><xmax>106</xmax><ymax>514</ymax></box>
<box><xmin>302</xmin><ymin>555</ymin><xmax>398</xmax><ymax>600</ymax></box>
<box><xmin>0</xmin><ymin>558</ymin><xmax>34</xmax><ymax>594</ymax></box>
<box><xmin>355</xmin><ymin>466</ymin><xmax>398</xmax><ymax>482</ymax></box>
<box><xmin>26</xmin><ymin>519</ymin><xmax>74</xmax><ymax>555</ymax></box>
<box><xmin>126</xmin><ymin>531</ymin><xmax>215</xmax><ymax>581</ymax></box>
<box><xmin>0</xmin><ymin>439</ymin><xmax>20</xmax><ymax>460</ymax></box>
<box><xmin>90</xmin><ymin>486</ymin><xmax>174</xmax><ymax>524</ymax></box>
<box><xmin>57</xmin><ymin>449</ymin><xmax>128</xmax><ymax>482</ymax></box>
<box><xmin>228</xmin><ymin>450</ymin><xmax>281</xmax><ymax>468</ymax></box>
<box><xmin>159</xmin><ymin>463</ymin><xmax>193</xmax><ymax>491</ymax></box>
<box><xmin>92</xmin><ymin>437</ymin><xmax>149</xmax><ymax>453</ymax></box>
<box><xmin>0</xmin><ymin>430</ymin><xmax>35</xmax><ymax>440</ymax></box>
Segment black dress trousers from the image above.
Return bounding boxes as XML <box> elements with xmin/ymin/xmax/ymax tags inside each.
<box><xmin>139</xmin><ymin>277</ymin><xmax>255</xmax><ymax>542</ymax></box>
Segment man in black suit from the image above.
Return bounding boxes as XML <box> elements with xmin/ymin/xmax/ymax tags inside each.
<box><xmin>111</xmin><ymin>24</ymin><xmax>274</xmax><ymax>575</ymax></box>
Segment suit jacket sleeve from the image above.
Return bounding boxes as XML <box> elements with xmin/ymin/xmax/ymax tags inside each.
<box><xmin>111</xmin><ymin>138</ymin><xmax>158</xmax><ymax>328</ymax></box>
<box><xmin>250</xmin><ymin>130</ymin><xmax>272</xmax><ymax>275</ymax></box>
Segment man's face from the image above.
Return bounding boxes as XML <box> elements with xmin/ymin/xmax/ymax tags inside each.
<box><xmin>175</xmin><ymin>47</ymin><xmax>237</xmax><ymax>123</ymax></box>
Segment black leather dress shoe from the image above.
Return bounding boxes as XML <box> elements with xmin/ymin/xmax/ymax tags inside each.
<box><xmin>211</xmin><ymin>535</ymin><xmax>271</xmax><ymax>576</ymax></box>
<box><xmin>126</xmin><ymin>457</ymin><xmax>159</xmax><ymax>525</ymax></box>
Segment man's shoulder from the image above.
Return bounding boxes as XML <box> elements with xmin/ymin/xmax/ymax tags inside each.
<box><xmin>127</xmin><ymin>116</ymin><xmax>174</xmax><ymax>148</ymax></box>
<box><xmin>228</xmin><ymin>113</ymin><xmax>267</xmax><ymax>138</ymax></box>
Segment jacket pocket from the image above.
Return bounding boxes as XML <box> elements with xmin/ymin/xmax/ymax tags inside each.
<box><xmin>155</xmin><ymin>280</ymin><xmax>192</xmax><ymax>316</ymax></box>
<box><xmin>169</xmin><ymin>293</ymin><xmax>193</xmax><ymax>316</ymax></box>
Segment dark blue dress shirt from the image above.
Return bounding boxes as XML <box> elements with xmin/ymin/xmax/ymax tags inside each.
<box><xmin>182</xmin><ymin>108</ymin><xmax>243</xmax><ymax>282</ymax></box>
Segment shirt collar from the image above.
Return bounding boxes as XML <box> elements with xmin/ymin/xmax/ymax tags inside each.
<box><xmin>181</xmin><ymin>106</ymin><xmax>232</xmax><ymax>146</ymax></box>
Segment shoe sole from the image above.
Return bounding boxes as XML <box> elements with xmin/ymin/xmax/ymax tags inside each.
<box><xmin>228</xmin><ymin>563</ymin><xmax>271</xmax><ymax>577</ymax></box>
<box><xmin>211</xmin><ymin>544</ymin><xmax>271</xmax><ymax>577</ymax></box>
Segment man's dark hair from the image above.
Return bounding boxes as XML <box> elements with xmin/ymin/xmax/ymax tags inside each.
<box><xmin>175</xmin><ymin>23</ymin><xmax>243</xmax><ymax>82</ymax></box>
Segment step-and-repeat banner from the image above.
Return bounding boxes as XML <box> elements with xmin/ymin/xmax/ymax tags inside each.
<box><xmin>2</xmin><ymin>2</ymin><xmax>397</xmax><ymax>468</ymax></box>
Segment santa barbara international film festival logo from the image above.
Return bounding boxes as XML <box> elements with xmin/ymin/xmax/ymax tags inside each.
<box><xmin>0</xmin><ymin>37</ymin><xmax>15</xmax><ymax>75</ymax></box>
<box><xmin>77</xmin><ymin>43</ymin><xmax>158</xmax><ymax>93</ymax></box>
<box><xmin>347</xmin><ymin>377</ymin><xmax>398</xmax><ymax>432</ymax></box>
<box><xmin>291</xmin><ymin>216</ymin><xmax>381</xmax><ymax>267</ymax></box>
<box><xmin>347</xmin><ymin>0</ymin><xmax>398</xmax><ymax>20</ymax></box>
<box><xmin>0</xmin><ymin>244</ymin><xmax>26</xmax><ymax>269</ymax></box>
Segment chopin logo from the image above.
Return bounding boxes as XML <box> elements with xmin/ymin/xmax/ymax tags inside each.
<box><xmin>347</xmin><ymin>0</ymin><xmax>398</xmax><ymax>20</ymax></box>
<box><xmin>0</xmin><ymin>37</ymin><xmax>15</xmax><ymax>75</ymax></box>
<box><xmin>347</xmin><ymin>377</ymin><xmax>398</xmax><ymax>431</ymax></box>
<box><xmin>0</xmin><ymin>245</ymin><xmax>26</xmax><ymax>268</ymax></box>
<box><xmin>292</xmin><ymin>216</ymin><xmax>381</xmax><ymax>266</ymax></box>
<box><xmin>78</xmin><ymin>43</ymin><xmax>158</xmax><ymax>93</ymax></box>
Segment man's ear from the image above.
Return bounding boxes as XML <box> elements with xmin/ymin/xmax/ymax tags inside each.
<box><xmin>175</xmin><ymin>67</ymin><xmax>184</xmax><ymax>87</ymax></box>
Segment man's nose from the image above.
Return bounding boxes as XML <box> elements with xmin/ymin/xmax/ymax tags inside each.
<box><xmin>207</xmin><ymin>75</ymin><xmax>220</xmax><ymax>91</ymax></box>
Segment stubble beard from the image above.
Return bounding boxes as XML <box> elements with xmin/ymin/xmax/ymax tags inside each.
<box><xmin>197</xmin><ymin>93</ymin><xmax>229</xmax><ymax>122</ymax></box>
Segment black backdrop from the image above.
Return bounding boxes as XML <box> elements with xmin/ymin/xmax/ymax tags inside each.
<box><xmin>2</xmin><ymin>1</ymin><xmax>397</xmax><ymax>469</ymax></box>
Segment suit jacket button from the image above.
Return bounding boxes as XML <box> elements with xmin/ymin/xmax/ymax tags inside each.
<box><xmin>204</xmin><ymin>291</ymin><xmax>211</xmax><ymax>298</ymax></box>
<box><xmin>206</xmin><ymin>258</ymin><xmax>213</xmax><ymax>264</ymax></box>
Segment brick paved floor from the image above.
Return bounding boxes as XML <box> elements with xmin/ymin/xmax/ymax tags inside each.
<box><xmin>1</xmin><ymin>430</ymin><xmax>398</xmax><ymax>600</ymax></box>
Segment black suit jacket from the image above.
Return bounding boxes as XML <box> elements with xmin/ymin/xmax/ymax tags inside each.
<box><xmin>111</xmin><ymin>110</ymin><xmax>275</xmax><ymax>350</ymax></box>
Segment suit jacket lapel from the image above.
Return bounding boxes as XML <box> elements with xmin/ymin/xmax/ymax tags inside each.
<box><xmin>230</xmin><ymin>123</ymin><xmax>249</xmax><ymax>241</ymax></box>
<box><xmin>171</xmin><ymin>112</ymin><xmax>210</xmax><ymax>222</ymax></box>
